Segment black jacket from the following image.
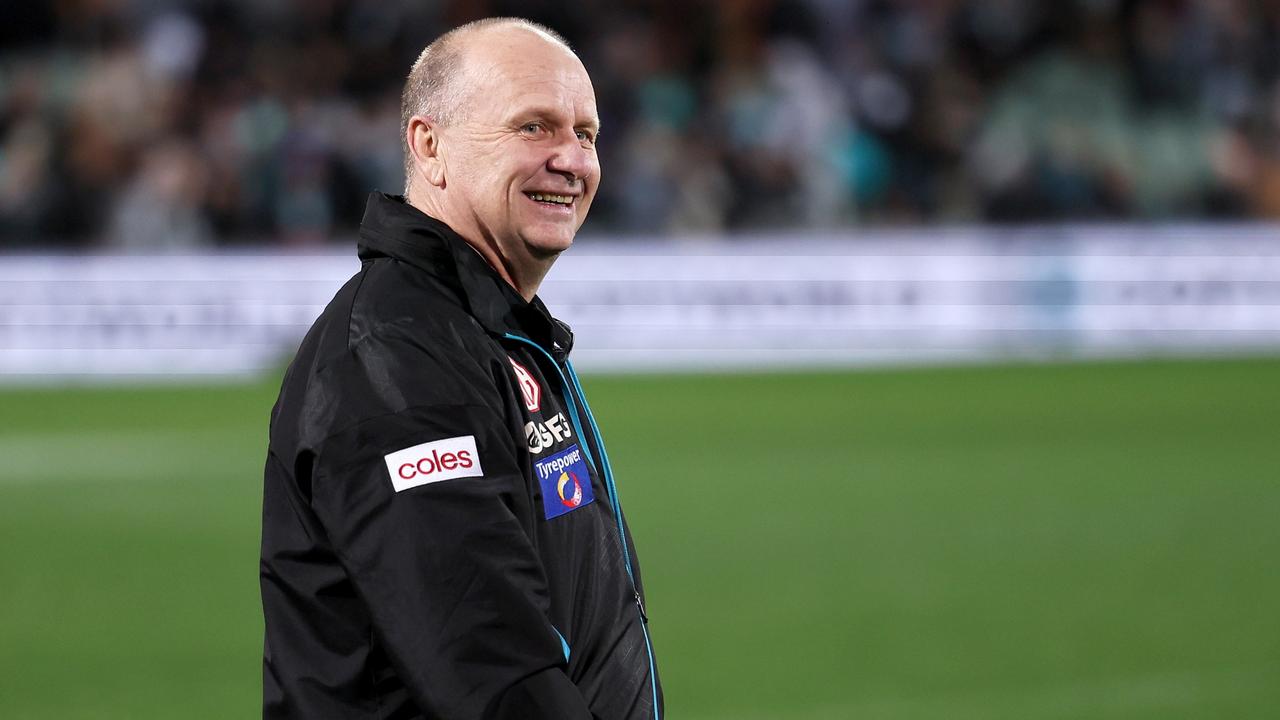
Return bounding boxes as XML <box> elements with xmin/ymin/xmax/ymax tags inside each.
<box><xmin>261</xmin><ymin>193</ymin><xmax>662</xmax><ymax>719</ymax></box>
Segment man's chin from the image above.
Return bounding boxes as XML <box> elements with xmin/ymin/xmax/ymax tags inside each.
<box><xmin>523</xmin><ymin>231</ymin><xmax>575</xmax><ymax>259</ymax></box>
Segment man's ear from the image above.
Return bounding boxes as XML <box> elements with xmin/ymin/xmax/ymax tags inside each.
<box><xmin>407</xmin><ymin>116</ymin><xmax>446</xmax><ymax>188</ymax></box>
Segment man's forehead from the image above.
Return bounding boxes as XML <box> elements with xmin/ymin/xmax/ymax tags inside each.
<box><xmin>460</xmin><ymin>35</ymin><xmax>597</xmax><ymax>117</ymax></box>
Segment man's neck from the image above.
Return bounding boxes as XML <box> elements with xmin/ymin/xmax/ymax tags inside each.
<box><xmin>405</xmin><ymin>193</ymin><xmax>544</xmax><ymax>302</ymax></box>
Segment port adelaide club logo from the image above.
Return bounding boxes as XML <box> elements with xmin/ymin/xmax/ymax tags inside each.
<box><xmin>509</xmin><ymin>357</ymin><xmax>540</xmax><ymax>412</ymax></box>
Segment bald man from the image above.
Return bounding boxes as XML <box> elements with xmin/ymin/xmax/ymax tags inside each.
<box><xmin>261</xmin><ymin>18</ymin><xmax>663</xmax><ymax>720</ymax></box>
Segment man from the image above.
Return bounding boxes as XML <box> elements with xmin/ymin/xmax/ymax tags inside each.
<box><xmin>260</xmin><ymin>18</ymin><xmax>662</xmax><ymax>720</ymax></box>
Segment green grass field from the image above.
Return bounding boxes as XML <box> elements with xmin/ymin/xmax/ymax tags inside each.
<box><xmin>2</xmin><ymin>357</ymin><xmax>1278</xmax><ymax>719</ymax></box>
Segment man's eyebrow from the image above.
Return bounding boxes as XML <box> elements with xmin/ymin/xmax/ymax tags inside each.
<box><xmin>512</xmin><ymin>106</ymin><xmax>601</xmax><ymax>131</ymax></box>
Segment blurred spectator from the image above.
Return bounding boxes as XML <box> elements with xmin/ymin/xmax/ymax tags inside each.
<box><xmin>2</xmin><ymin>0</ymin><xmax>1279</xmax><ymax>249</ymax></box>
<box><xmin>108</xmin><ymin>139</ymin><xmax>212</xmax><ymax>250</ymax></box>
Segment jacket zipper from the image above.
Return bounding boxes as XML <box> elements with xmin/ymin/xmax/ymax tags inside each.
<box><xmin>504</xmin><ymin>334</ymin><xmax>661</xmax><ymax>720</ymax></box>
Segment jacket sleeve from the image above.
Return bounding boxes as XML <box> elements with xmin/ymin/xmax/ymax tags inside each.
<box><xmin>307</xmin><ymin>348</ymin><xmax>591</xmax><ymax>718</ymax></box>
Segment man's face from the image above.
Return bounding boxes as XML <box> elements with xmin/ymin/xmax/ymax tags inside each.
<box><xmin>440</xmin><ymin>32</ymin><xmax>601</xmax><ymax>267</ymax></box>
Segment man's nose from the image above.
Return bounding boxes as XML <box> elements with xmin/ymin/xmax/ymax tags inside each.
<box><xmin>546</xmin><ymin>134</ymin><xmax>596</xmax><ymax>186</ymax></box>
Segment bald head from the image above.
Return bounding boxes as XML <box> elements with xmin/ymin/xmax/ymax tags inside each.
<box><xmin>400</xmin><ymin>18</ymin><xmax>575</xmax><ymax>191</ymax></box>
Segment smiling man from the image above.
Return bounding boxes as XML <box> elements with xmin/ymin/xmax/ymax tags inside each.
<box><xmin>260</xmin><ymin>18</ymin><xmax>662</xmax><ymax>720</ymax></box>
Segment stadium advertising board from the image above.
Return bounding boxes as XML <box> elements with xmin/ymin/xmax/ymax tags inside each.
<box><xmin>1</xmin><ymin>226</ymin><xmax>1277</xmax><ymax>381</ymax></box>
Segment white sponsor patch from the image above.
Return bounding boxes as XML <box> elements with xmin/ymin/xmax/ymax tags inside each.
<box><xmin>384</xmin><ymin>435</ymin><xmax>483</xmax><ymax>492</ymax></box>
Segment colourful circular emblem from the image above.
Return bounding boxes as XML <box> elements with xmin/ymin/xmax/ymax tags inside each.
<box><xmin>556</xmin><ymin>470</ymin><xmax>583</xmax><ymax>508</ymax></box>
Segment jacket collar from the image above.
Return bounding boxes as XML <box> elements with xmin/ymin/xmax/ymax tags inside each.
<box><xmin>356</xmin><ymin>193</ymin><xmax>572</xmax><ymax>357</ymax></box>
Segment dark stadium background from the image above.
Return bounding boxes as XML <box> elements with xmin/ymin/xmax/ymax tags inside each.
<box><xmin>2</xmin><ymin>2</ymin><xmax>1278</xmax><ymax>718</ymax></box>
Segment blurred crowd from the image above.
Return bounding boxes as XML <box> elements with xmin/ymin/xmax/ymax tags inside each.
<box><xmin>2</xmin><ymin>0</ymin><xmax>1280</xmax><ymax>249</ymax></box>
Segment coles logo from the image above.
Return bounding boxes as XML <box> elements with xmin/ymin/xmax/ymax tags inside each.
<box><xmin>509</xmin><ymin>357</ymin><xmax>541</xmax><ymax>412</ymax></box>
<box><xmin>534</xmin><ymin>444</ymin><xmax>594</xmax><ymax>519</ymax></box>
<box><xmin>383</xmin><ymin>435</ymin><xmax>483</xmax><ymax>492</ymax></box>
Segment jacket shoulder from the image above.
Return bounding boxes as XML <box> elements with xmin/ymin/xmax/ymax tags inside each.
<box><xmin>271</xmin><ymin>257</ymin><xmax>508</xmax><ymax>452</ymax></box>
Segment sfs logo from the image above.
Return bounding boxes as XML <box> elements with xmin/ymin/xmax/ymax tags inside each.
<box><xmin>526</xmin><ymin>412</ymin><xmax>571</xmax><ymax>454</ymax></box>
<box><xmin>383</xmin><ymin>435</ymin><xmax>484</xmax><ymax>492</ymax></box>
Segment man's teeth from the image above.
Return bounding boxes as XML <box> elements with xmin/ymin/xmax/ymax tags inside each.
<box><xmin>528</xmin><ymin>193</ymin><xmax>573</xmax><ymax>205</ymax></box>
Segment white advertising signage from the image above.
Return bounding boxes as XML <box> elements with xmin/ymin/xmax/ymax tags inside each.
<box><xmin>1</xmin><ymin>226</ymin><xmax>1277</xmax><ymax>381</ymax></box>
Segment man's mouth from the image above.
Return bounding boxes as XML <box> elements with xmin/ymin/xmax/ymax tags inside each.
<box><xmin>524</xmin><ymin>192</ymin><xmax>575</xmax><ymax>206</ymax></box>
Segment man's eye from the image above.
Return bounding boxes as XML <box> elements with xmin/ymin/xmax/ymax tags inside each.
<box><xmin>575</xmin><ymin>130</ymin><xmax>596</xmax><ymax>144</ymax></box>
<box><xmin>521</xmin><ymin>123</ymin><xmax>543</xmax><ymax>135</ymax></box>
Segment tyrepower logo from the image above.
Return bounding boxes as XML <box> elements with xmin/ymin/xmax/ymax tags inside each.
<box><xmin>509</xmin><ymin>357</ymin><xmax>541</xmax><ymax>412</ymax></box>
<box><xmin>383</xmin><ymin>435</ymin><xmax>483</xmax><ymax>492</ymax></box>
<box><xmin>534</xmin><ymin>444</ymin><xmax>594</xmax><ymax>519</ymax></box>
